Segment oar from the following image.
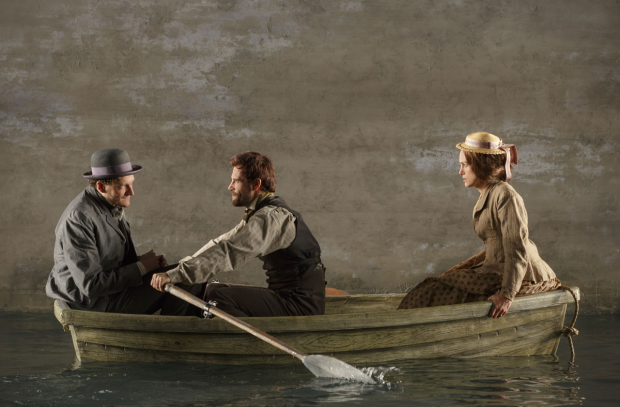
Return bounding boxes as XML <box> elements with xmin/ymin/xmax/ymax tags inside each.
<box><xmin>164</xmin><ymin>283</ymin><xmax>375</xmax><ymax>384</ymax></box>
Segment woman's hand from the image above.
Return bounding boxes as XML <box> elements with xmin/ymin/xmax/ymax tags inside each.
<box><xmin>151</xmin><ymin>272</ymin><xmax>171</xmax><ymax>292</ymax></box>
<box><xmin>487</xmin><ymin>294</ymin><xmax>512</xmax><ymax>318</ymax></box>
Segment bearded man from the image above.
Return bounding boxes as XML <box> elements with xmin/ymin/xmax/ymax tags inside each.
<box><xmin>45</xmin><ymin>148</ymin><xmax>202</xmax><ymax>315</ymax></box>
<box><xmin>151</xmin><ymin>151</ymin><xmax>326</xmax><ymax>317</ymax></box>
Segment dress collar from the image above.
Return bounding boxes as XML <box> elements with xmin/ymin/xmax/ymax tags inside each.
<box><xmin>474</xmin><ymin>181</ymin><xmax>501</xmax><ymax>214</ymax></box>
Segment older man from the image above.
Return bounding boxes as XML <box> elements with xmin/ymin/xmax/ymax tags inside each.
<box><xmin>151</xmin><ymin>152</ymin><xmax>326</xmax><ymax>318</ymax></box>
<box><xmin>45</xmin><ymin>148</ymin><xmax>202</xmax><ymax>315</ymax></box>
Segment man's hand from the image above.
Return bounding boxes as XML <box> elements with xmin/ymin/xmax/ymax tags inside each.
<box><xmin>140</xmin><ymin>250</ymin><xmax>160</xmax><ymax>273</ymax></box>
<box><xmin>487</xmin><ymin>293</ymin><xmax>512</xmax><ymax>318</ymax></box>
<box><xmin>157</xmin><ymin>255</ymin><xmax>168</xmax><ymax>268</ymax></box>
<box><xmin>151</xmin><ymin>272</ymin><xmax>171</xmax><ymax>292</ymax></box>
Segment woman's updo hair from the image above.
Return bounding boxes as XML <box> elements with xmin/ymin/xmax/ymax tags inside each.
<box><xmin>463</xmin><ymin>151</ymin><xmax>515</xmax><ymax>183</ymax></box>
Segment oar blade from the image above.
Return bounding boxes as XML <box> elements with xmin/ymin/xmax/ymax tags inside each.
<box><xmin>303</xmin><ymin>355</ymin><xmax>375</xmax><ymax>384</ymax></box>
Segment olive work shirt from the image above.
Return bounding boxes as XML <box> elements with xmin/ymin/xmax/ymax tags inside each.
<box><xmin>166</xmin><ymin>196</ymin><xmax>296</xmax><ymax>285</ymax></box>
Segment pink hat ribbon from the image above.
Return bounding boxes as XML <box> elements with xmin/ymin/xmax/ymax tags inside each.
<box><xmin>464</xmin><ymin>138</ymin><xmax>518</xmax><ymax>181</ymax></box>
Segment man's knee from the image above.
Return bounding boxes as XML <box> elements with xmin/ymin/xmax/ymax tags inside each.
<box><xmin>203</xmin><ymin>285</ymin><xmax>252</xmax><ymax>317</ymax></box>
<box><xmin>204</xmin><ymin>283</ymin><xmax>230</xmax><ymax>301</ymax></box>
<box><xmin>206</xmin><ymin>285</ymin><xmax>235</xmax><ymax>305</ymax></box>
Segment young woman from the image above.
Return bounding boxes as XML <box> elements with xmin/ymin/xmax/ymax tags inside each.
<box><xmin>398</xmin><ymin>132</ymin><xmax>560</xmax><ymax>318</ymax></box>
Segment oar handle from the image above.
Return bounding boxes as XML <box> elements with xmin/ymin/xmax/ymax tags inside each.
<box><xmin>164</xmin><ymin>283</ymin><xmax>308</xmax><ymax>361</ymax></box>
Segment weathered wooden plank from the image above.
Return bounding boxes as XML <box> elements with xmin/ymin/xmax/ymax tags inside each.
<box><xmin>72</xmin><ymin>305</ymin><xmax>563</xmax><ymax>355</ymax></box>
<box><xmin>56</xmin><ymin>287</ymin><xmax>580</xmax><ymax>334</ymax></box>
<box><xmin>457</xmin><ymin>320</ymin><xmax>561</xmax><ymax>357</ymax></box>
<box><xmin>55</xmin><ymin>300</ymin><xmax>70</xmax><ymax>311</ymax></box>
<box><xmin>76</xmin><ymin>317</ymin><xmax>562</xmax><ymax>364</ymax></box>
<box><xmin>54</xmin><ymin>300</ymin><xmax>69</xmax><ymax>329</ymax></box>
<box><xmin>306</xmin><ymin>306</ymin><xmax>563</xmax><ymax>354</ymax></box>
<box><xmin>324</xmin><ymin>294</ymin><xmax>405</xmax><ymax>314</ymax></box>
<box><xmin>68</xmin><ymin>325</ymin><xmax>82</xmax><ymax>362</ymax></box>
<box><xmin>550</xmin><ymin>303</ymin><xmax>567</xmax><ymax>355</ymax></box>
<box><xmin>338</xmin><ymin>317</ymin><xmax>562</xmax><ymax>363</ymax></box>
<box><xmin>324</xmin><ymin>289</ymin><xmax>579</xmax><ymax>313</ymax></box>
<box><xmin>77</xmin><ymin>342</ymin><xmax>304</xmax><ymax>364</ymax></box>
<box><xmin>59</xmin><ymin>288</ymin><xmax>578</xmax><ymax>364</ymax></box>
<box><xmin>54</xmin><ymin>300</ymin><xmax>83</xmax><ymax>361</ymax></box>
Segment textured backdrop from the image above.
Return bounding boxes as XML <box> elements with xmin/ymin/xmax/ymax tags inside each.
<box><xmin>1</xmin><ymin>0</ymin><xmax>619</xmax><ymax>312</ymax></box>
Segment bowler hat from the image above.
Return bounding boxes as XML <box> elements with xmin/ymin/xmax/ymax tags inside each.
<box><xmin>83</xmin><ymin>148</ymin><xmax>142</xmax><ymax>179</ymax></box>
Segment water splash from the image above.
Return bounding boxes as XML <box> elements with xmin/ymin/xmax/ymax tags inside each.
<box><xmin>361</xmin><ymin>366</ymin><xmax>401</xmax><ymax>388</ymax></box>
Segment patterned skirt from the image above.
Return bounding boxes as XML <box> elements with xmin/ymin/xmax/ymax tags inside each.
<box><xmin>397</xmin><ymin>268</ymin><xmax>561</xmax><ymax>310</ymax></box>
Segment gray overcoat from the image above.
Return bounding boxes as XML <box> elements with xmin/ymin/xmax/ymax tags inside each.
<box><xmin>45</xmin><ymin>187</ymin><xmax>143</xmax><ymax>311</ymax></box>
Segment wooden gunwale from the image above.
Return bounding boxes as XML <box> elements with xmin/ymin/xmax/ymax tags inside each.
<box><xmin>70</xmin><ymin>305</ymin><xmax>564</xmax><ymax>354</ymax></box>
<box><xmin>69</xmin><ymin>314</ymin><xmax>565</xmax><ymax>364</ymax></box>
<box><xmin>54</xmin><ymin>288</ymin><xmax>579</xmax><ymax>335</ymax></box>
<box><xmin>53</xmin><ymin>287</ymin><xmax>579</xmax><ymax>364</ymax></box>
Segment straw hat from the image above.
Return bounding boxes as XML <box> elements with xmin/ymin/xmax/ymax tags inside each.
<box><xmin>456</xmin><ymin>132</ymin><xmax>506</xmax><ymax>155</ymax></box>
<box><xmin>456</xmin><ymin>132</ymin><xmax>518</xmax><ymax>181</ymax></box>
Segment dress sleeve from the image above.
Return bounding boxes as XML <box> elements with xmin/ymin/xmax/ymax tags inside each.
<box><xmin>497</xmin><ymin>194</ymin><xmax>529</xmax><ymax>300</ymax></box>
<box><xmin>166</xmin><ymin>207</ymin><xmax>296</xmax><ymax>285</ymax></box>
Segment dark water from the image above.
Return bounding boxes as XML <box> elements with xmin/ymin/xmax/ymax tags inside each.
<box><xmin>1</xmin><ymin>312</ymin><xmax>618</xmax><ymax>406</ymax></box>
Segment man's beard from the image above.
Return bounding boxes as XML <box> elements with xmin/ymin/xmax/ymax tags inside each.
<box><xmin>231</xmin><ymin>192</ymin><xmax>252</xmax><ymax>207</ymax></box>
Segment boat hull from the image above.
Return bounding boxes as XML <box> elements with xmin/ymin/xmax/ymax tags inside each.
<box><xmin>54</xmin><ymin>287</ymin><xmax>578</xmax><ymax>364</ymax></box>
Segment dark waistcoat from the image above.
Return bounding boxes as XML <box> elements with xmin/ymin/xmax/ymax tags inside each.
<box><xmin>248</xmin><ymin>196</ymin><xmax>325</xmax><ymax>313</ymax></box>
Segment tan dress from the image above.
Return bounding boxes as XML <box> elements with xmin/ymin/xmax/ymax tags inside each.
<box><xmin>398</xmin><ymin>182</ymin><xmax>560</xmax><ymax>310</ymax></box>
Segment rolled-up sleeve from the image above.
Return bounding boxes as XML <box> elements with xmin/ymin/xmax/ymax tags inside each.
<box><xmin>167</xmin><ymin>207</ymin><xmax>296</xmax><ymax>285</ymax></box>
<box><xmin>181</xmin><ymin>220</ymin><xmax>246</xmax><ymax>262</ymax></box>
<box><xmin>498</xmin><ymin>194</ymin><xmax>530</xmax><ymax>300</ymax></box>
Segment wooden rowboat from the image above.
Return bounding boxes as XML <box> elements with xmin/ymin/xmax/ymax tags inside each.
<box><xmin>53</xmin><ymin>287</ymin><xmax>579</xmax><ymax>365</ymax></box>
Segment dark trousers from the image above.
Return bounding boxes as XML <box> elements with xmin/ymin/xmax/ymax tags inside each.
<box><xmin>204</xmin><ymin>283</ymin><xmax>321</xmax><ymax>318</ymax></box>
<box><xmin>106</xmin><ymin>265</ymin><xmax>204</xmax><ymax>316</ymax></box>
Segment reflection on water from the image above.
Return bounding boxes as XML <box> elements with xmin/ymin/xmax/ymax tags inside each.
<box><xmin>394</xmin><ymin>357</ymin><xmax>581</xmax><ymax>406</ymax></box>
<box><xmin>0</xmin><ymin>360</ymin><xmax>581</xmax><ymax>406</ymax></box>
<box><xmin>1</xmin><ymin>312</ymin><xmax>618</xmax><ymax>406</ymax></box>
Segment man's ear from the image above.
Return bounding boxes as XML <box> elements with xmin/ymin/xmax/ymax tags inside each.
<box><xmin>96</xmin><ymin>181</ymin><xmax>107</xmax><ymax>194</ymax></box>
<box><xmin>252</xmin><ymin>178</ymin><xmax>262</xmax><ymax>192</ymax></box>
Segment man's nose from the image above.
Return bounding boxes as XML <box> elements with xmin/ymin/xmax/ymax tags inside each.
<box><xmin>127</xmin><ymin>186</ymin><xmax>134</xmax><ymax>196</ymax></box>
<box><xmin>228</xmin><ymin>181</ymin><xmax>234</xmax><ymax>191</ymax></box>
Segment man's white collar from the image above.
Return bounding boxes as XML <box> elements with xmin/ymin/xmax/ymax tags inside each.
<box><xmin>247</xmin><ymin>195</ymin><xmax>259</xmax><ymax>211</ymax></box>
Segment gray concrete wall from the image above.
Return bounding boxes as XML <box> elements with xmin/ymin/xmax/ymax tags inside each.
<box><xmin>1</xmin><ymin>0</ymin><xmax>618</xmax><ymax>313</ymax></box>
